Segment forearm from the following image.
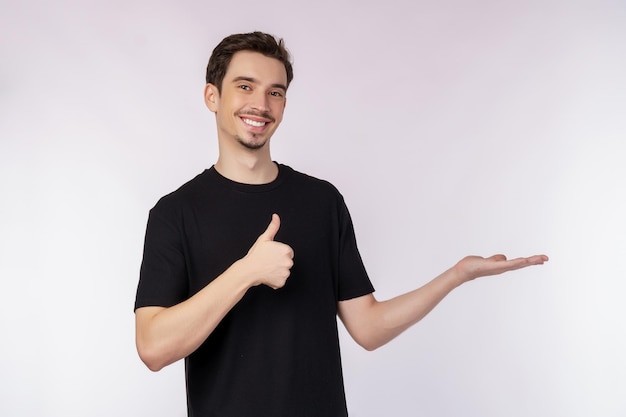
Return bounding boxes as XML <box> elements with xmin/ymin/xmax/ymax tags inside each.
<box><xmin>371</xmin><ymin>267</ymin><xmax>462</xmax><ymax>347</ymax></box>
<box><xmin>135</xmin><ymin>260</ymin><xmax>251</xmax><ymax>371</ymax></box>
<box><xmin>340</xmin><ymin>267</ymin><xmax>462</xmax><ymax>351</ymax></box>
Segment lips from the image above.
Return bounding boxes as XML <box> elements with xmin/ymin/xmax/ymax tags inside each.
<box><xmin>237</xmin><ymin>110</ymin><xmax>275</xmax><ymax>126</ymax></box>
<box><xmin>242</xmin><ymin>118</ymin><xmax>267</xmax><ymax>127</ymax></box>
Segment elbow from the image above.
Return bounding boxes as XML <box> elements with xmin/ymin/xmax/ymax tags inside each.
<box><xmin>351</xmin><ymin>332</ymin><xmax>386</xmax><ymax>352</ymax></box>
<box><xmin>364</xmin><ymin>343</ymin><xmax>382</xmax><ymax>352</ymax></box>
<box><xmin>135</xmin><ymin>307</ymin><xmax>176</xmax><ymax>371</ymax></box>
<box><xmin>339</xmin><ymin>295</ymin><xmax>391</xmax><ymax>352</ymax></box>
<box><xmin>351</xmin><ymin>316</ymin><xmax>396</xmax><ymax>351</ymax></box>
<box><xmin>358</xmin><ymin>339</ymin><xmax>384</xmax><ymax>352</ymax></box>
<box><xmin>142</xmin><ymin>357</ymin><xmax>165</xmax><ymax>373</ymax></box>
<box><xmin>136</xmin><ymin>340</ymin><xmax>167</xmax><ymax>372</ymax></box>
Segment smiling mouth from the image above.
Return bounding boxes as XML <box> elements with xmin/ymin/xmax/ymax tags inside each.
<box><xmin>242</xmin><ymin>118</ymin><xmax>267</xmax><ymax>127</ymax></box>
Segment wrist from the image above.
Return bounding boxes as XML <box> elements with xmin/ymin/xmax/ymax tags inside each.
<box><xmin>449</xmin><ymin>263</ymin><xmax>469</xmax><ymax>288</ymax></box>
<box><xmin>227</xmin><ymin>257</ymin><xmax>258</xmax><ymax>290</ymax></box>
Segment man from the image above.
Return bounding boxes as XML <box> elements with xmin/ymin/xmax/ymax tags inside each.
<box><xmin>134</xmin><ymin>32</ymin><xmax>548</xmax><ymax>416</ymax></box>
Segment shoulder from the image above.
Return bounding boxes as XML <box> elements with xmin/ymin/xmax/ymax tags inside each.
<box><xmin>150</xmin><ymin>170</ymin><xmax>214</xmax><ymax>215</ymax></box>
<box><xmin>280</xmin><ymin>164</ymin><xmax>342</xmax><ymax>198</ymax></box>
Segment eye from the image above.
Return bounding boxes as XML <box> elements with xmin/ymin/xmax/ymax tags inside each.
<box><xmin>269</xmin><ymin>90</ymin><xmax>284</xmax><ymax>98</ymax></box>
<box><xmin>238</xmin><ymin>84</ymin><xmax>251</xmax><ymax>91</ymax></box>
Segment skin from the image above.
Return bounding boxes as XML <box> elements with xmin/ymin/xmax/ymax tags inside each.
<box><xmin>135</xmin><ymin>51</ymin><xmax>548</xmax><ymax>371</ymax></box>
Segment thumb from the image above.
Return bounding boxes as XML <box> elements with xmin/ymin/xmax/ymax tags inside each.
<box><xmin>258</xmin><ymin>213</ymin><xmax>280</xmax><ymax>242</ymax></box>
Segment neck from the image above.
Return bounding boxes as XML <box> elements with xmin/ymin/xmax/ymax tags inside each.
<box><xmin>214</xmin><ymin>151</ymin><xmax>278</xmax><ymax>185</ymax></box>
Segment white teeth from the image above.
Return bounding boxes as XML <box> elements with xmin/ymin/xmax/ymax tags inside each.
<box><xmin>243</xmin><ymin>118</ymin><xmax>266</xmax><ymax>127</ymax></box>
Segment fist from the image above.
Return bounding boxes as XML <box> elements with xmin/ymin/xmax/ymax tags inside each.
<box><xmin>243</xmin><ymin>214</ymin><xmax>294</xmax><ymax>289</ymax></box>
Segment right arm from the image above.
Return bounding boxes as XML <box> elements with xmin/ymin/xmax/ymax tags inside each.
<box><xmin>135</xmin><ymin>214</ymin><xmax>293</xmax><ymax>371</ymax></box>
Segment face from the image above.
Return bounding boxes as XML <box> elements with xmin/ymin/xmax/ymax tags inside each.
<box><xmin>205</xmin><ymin>51</ymin><xmax>288</xmax><ymax>151</ymax></box>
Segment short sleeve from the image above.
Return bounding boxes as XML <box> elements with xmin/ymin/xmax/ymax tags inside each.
<box><xmin>336</xmin><ymin>197</ymin><xmax>375</xmax><ymax>301</ymax></box>
<box><xmin>134</xmin><ymin>203</ymin><xmax>189</xmax><ymax>310</ymax></box>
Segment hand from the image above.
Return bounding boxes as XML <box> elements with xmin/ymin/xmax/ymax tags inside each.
<box><xmin>242</xmin><ymin>214</ymin><xmax>294</xmax><ymax>289</ymax></box>
<box><xmin>454</xmin><ymin>254</ymin><xmax>549</xmax><ymax>284</ymax></box>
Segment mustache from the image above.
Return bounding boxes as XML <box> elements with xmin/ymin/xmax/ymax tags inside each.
<box><xmin>237</xmin><ymin>110</ymin><xmax>275</xmax><ymax>123</ymax></box>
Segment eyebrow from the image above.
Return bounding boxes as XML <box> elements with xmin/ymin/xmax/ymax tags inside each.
<box><xmin>231</xmin><ymin>76</ymin><xmax>287</xmax><ymax>91</ymax></box>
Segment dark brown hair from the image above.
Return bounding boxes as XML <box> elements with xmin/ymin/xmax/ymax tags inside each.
<box><xmin>206</xmin><ymin>32</ymin><xmax>293</xmax><ymax>93</ymax></box>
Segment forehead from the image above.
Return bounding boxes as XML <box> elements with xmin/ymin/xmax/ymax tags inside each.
<box><xmin>224</xmin><ymin>51</ymin><xmax>287</xmax><ymax>86</ymax></box>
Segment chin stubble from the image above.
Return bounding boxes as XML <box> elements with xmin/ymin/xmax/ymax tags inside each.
<box><xmin>236</xmin><ymin>134</ymin><xmax>267</xmax><ymax>150</ymax></box>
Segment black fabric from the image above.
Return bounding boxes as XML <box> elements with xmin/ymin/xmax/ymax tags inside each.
<box><xmin>135</xmin><ymin>163</ymin><xmax>374</xmax><ymax>417</ymax></box>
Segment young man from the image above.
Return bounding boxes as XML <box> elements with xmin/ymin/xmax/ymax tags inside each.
<box><xmin>134</xmin><ymin>32</ymin><xmax>548</xmax><ymax>416</ymax></box>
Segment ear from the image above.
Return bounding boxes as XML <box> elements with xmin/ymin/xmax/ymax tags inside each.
<box><xmin>204</xmin><ymin>83</ymin><xmax>219</xmax><ymax>112</ymax></box>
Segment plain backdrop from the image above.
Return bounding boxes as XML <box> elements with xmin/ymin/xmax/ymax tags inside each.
<box><xmin>1</xmin><ymin>0</ymin><xmax>625</xmax><ymax>416</ymax></box>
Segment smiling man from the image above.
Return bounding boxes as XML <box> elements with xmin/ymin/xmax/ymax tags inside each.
<box><xmin>134</xmin><ymin>32</ymin><xmax>548</xmax><ymax>416</ymax></box>
<box><xmin>210</xmin><ymin>50</ymin><xmax>286</xmax><ymax>153</ymax></box>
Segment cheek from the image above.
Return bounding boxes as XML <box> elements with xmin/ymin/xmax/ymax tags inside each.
<box><xmin>272</xmin><ymin>102</ymin><xmax>286</xmax><ymax>118</ymax></box>
<box><xmin>218</xmin><ymin>110</ymin><xmax>237</xmax><ymax>128</ymax></box>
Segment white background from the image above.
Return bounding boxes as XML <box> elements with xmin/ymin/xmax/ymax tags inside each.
<box><xmin>1</xmin><ymin>0</ymin><xmax>625</xmax><ymax>416</ymax></box>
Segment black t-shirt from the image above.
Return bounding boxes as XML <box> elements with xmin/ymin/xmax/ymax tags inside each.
<box><xmin>135</xmin><ymin>164</ymin><xmax>374</xmax><ymax>416</ymax></box>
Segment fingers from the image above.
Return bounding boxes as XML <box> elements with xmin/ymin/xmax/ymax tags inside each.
<box><xmin>258</xmin><ymin>213</ymin><xmax>280</xmax><ymax>242</ymax></box>
<box><xmin>458</xmin><ymin>253</ymin><xmax>549</xmax><ymax>281</ymax></box>
<box><xmin>487</xmin><ymin>254</ymin><xmax>548</xmax><ymax>266</ymax></box>
<box><xmin>493</xmin><ymin>254</ymin><xmax>549</xmax><ymax>273</ymax></box>
<box><xmin>524</xmin><ymin>254</ymin><xmax>549</xmax><ymax>265</ymax></box>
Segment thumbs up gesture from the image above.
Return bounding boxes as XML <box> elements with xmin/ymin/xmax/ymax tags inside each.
<box><xmin>242</xmin><ymin>214</ymin><xmax>294</xmax><ymax>289</ymax></box>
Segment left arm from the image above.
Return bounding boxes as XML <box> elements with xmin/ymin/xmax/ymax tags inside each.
<box><xmin>338</xmin><ymin>254</ymin><xmax>548</xmax><ymax>351</ymax></box>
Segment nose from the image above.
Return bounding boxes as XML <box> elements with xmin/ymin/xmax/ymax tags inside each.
<box><xmin>250</xmin><ymin>90</ymin><xmax>270</xmax><ymax>112</ymax></box>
